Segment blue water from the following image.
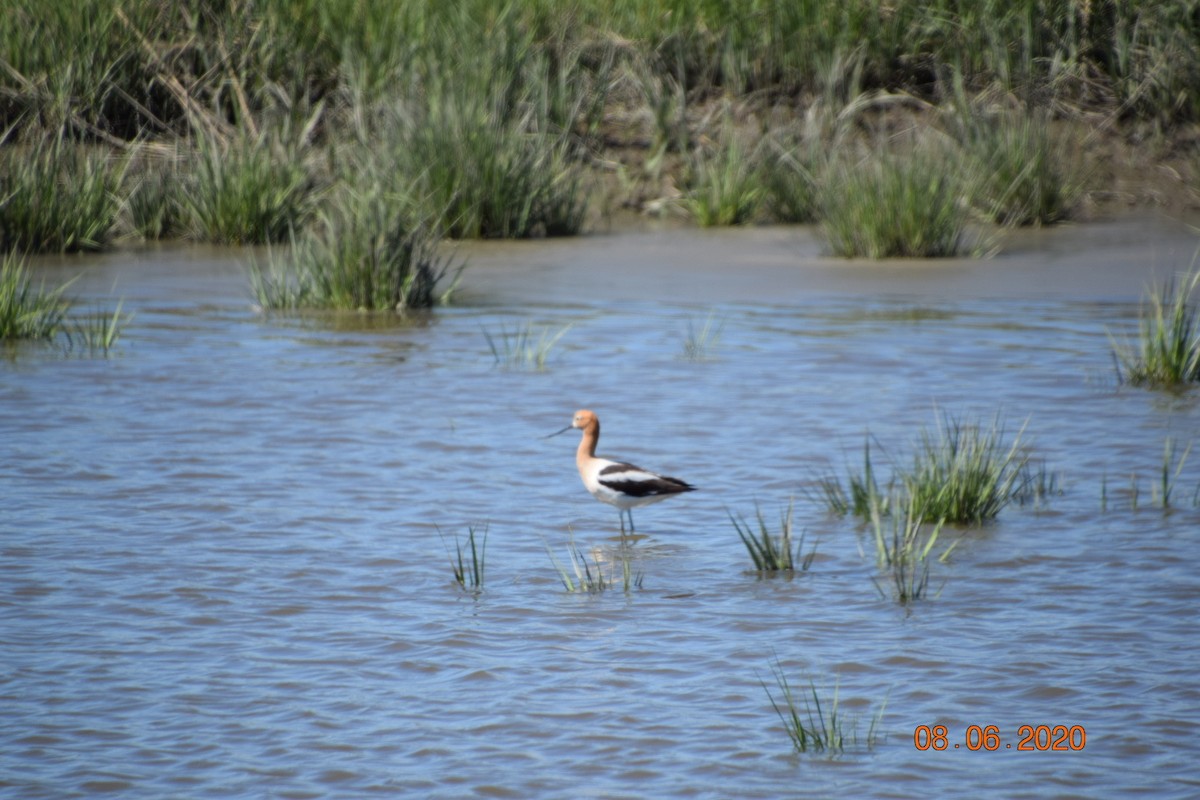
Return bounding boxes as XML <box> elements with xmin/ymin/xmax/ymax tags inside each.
<box><xmin>3</xmin><ymin>223</ymin><xmax>1199</xmax><ymax>798</ymax></box>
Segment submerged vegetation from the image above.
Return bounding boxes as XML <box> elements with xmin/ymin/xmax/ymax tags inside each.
<box><xmin>0</xmin><ymin>0</ymin><xmax>1195</xmax><ymax>267</ymax></box>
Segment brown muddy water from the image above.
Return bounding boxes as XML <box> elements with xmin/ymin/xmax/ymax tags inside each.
<box><xmin>3</xmin><ymin>215</ymin><xmax>1200</xmax><ymax>798</ymax></box>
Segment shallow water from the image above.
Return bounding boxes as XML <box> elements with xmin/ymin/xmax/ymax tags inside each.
<box><xmin>3</xmin><ymin>217</ymin><xmax>1200</xmax><ymax>798</ymax></box>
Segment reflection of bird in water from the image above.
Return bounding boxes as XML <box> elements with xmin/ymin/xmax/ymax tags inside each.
<box><xmin>548</xmin><ymin>409</ymin><xmax>696</xmax><ymax>534</ymax></box>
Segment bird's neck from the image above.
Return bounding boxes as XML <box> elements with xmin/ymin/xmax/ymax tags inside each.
<box><xmin>576</xmin><ymin>419</ymin><xmax>599</xmax><ymax>466</ymax></box>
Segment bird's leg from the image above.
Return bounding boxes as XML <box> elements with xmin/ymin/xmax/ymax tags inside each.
<box><xmin>627</xmin><ymin>509</ymin><xmax>636</xmax><ymax>533</ymax></box>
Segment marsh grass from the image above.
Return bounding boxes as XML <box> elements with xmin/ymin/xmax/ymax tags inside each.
<box><xmin>123</xmin><ymin>160</ymin><xmax>183</xmax><ymax>240</ymax></box>
<box><xmin>400</xmin><ymin>85</ymin><xmax>588</xmax><ymax>239</ymax></box>
<box><xmin>820</xmin><ymin>413</ymin><xmax>1037</xmax><ymax>525</ymax></box>
<box><xmin>547</xmin><ymin>534</ymin><xmax>642</xmax><ymax>593</ymax></box>
<box><xmin>731</xmin><ymin>500</ymin><xmax>816</xmax><ymax>574</ymax></box>
<box><xmin>64</xmin><ymin>300</ymin><xmax>130</xmax><ymax>356</ymax></box>
<box><xmin>763</xmin><ymin>661</ymin><xmax>885</xmax><ymax>755</ymax></box>
<box><xmin>484</xmin><ymin>322</ymin><xmax>571</xmax><ymax>370</ymax></box>
<box><xmin>868</xmin><ymin>497</ymin><xmax>954</xmax><ymax>604</ymax></box>
<box><xmin>441</xmin><ymin>525</ymin><xmax>487</xmax><ymax>591</ymax></box>
<box><xmin>1111</xmin><ymin>265</ymin><xmax>1200</xmax><ymax>388</ymax></box>
<box><xmin>182</xmin><ymin>132</ymin><xmax>314</xmax><ymax>244</ymax></box>
<box><xmin>0</xmin><ymin>252</ymin><xmax>71</xmax><ymax>339</ymax></box>
<box><xmin>953</xmin><ymin>108</ymin><xmax>1081</xmax><ymax>226</ymax></box>
<box><xmin>684</xmin><ymin>131</ymin><xmax>763</xmax><ymax>227</ymax></box>
<box><xmin>817</xmin><ymin>439</ymin><xmax>889</xmax><ymax>519</ymax></box>
<box><xmin>0</xmin><ymin>133</ymin><xmax>124</xmax><ymax>253</ymax></box>
<box><xmin>1154</xmin><ymin>437</ymin><xmax>1194</xmax><ymax>511</ymax></box>
<box><xmin>761</xmin><ymin>139</ymin><xmax>823</xmax><ymax>224</ymax></box>
<box><xmin>250</xmin><ymin>189</ymin><xmax>458</xmax><ymax>312</ymax></box>
<box><xmin>821</xmin><ymin>144</ymin><xmax>975</xmax><ymax>259</ymax></box>
<box><xmin>900</xmin><ymin>412</ymin><xmax>1034</xmax><ymax>525</ymax></box>
<box><xmin>682</xmin><ymin>312</ymin><xmax>723</xmax><ymax>361</ymax></box>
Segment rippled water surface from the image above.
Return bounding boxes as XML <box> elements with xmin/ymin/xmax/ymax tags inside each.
<box><xmin>4</xmin><ymin>219</ymin><xmax>1200</xmax><ymax>798</ymax></box>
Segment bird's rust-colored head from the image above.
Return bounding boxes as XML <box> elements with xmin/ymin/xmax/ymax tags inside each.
<box><xmin>571</xmin><ymin>409</ymin><xmax>598</xmax><ymax>430</ymax></box>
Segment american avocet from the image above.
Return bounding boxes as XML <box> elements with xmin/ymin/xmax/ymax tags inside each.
<box><xmin>548</xmin><ymin>409</ymin><xmax>696</xmax><ymax>533</ymax></box>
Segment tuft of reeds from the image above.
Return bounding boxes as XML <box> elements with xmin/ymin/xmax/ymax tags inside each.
<box><xmin>817</xmin><ymin>438</ymin><xmax>889</xmax><ymax>519</ymax></box>
<box><xmin>762</xmin><ymin>660</ymin><xmax>885</xmax><ymax>754</ymax></box>
<box><xmin>547</xmin><ymin>534</ymin><xmax>642</xmax><ymax>594</ymax></box>
<box><xmin>954</xmin><ymin>109</ymin><xmax>1081</xmax><ymax>227</ymax></box>
<box><xmin>868</xmin><ymin>497</ymin><xmax>954</xmax><ymax>604</ymax></box>
<box><xmin>899</xmin><ymin>412</ymin><xmax>1034</xmax><ymax>525</ymax></box>
<box><xmin>819</xmin><ymin>413</ymin><xmax>1038</xmax><ymax>525</ymax></box>
<box><xmin>441</xmin><ymin>524</ymin><xmax>487</xmax><ymax>591</ymax></box>
<box><xmin>820</xmin><ymin>143</ymin><xmax>974</xmax><ymax>259</ymax></box>
<box><xmin>731</xmin><ymin>500</ymin><xmax>816</xmax><ymax>574</ymax></box>
<box><xmin>64</xmin><ymin>300</ymin><xmax>131</xmax><ymax>356</ymax></box>
<box><xmin>122</xmin><ymin>157</ymin><xmax>184</xmax><ymax>240</ymax></box>
<box><xmin>1111</xmin><ymin>265</ymin><xmax>1200</xmax><ymax>388</ymax></box>
<box><xmin>181</xmin><ymin>132</ymin><xmax>315</xmax><ymax>245</ymax></box>
<box><xmin>761</xmin><ymin>139</ymin><xmax>823</xmax><ymax>224</ymax></box>
<box><xmin>249</xmin><ymin>188</ymin><xmax>458</xmax><ymax>312</ymax></box>
<box><xmin>0</xmin><ymin>133</ymin><xmax>124</xmax><ymax>253</ymax></box>
<box><xmin>484</xmin><ymin>321</ymin><xmax>571</xmax><ymax>370</ymax></box>
<box><xmin>684</xmin><ymin>130</ymin><xmax>763</xmax><ymax>227</ymax></box>
<box><xmin>681</xmin><ymin>311</ymin><xmax>723</xmax><ymax>361</ymax></box>
<box><xmin>1</xmin><ymin>252</ymin><xmax>71</xmax><ymax>339</ymax></box>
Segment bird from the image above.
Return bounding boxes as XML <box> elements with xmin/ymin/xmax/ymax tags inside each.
<box><xmin>547</xmin><ymin>409</ymin><xmax>695</xmax><ymax>534</ymax></box>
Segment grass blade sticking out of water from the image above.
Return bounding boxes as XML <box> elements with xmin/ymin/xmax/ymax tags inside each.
<box><xmin>1111</xmin><ymin>263</ymin><xmax>1200</xmax><ymax>388</ymax></box>
<box><xmin>64</xmin><ymin>299</ymin><xmax>131</xmax><ymax>357</ymax></box>
<box><xmin>868</xmin><ymin>496</ymin><xmax>954</xmax><ymax>605</ymax></box>
<box><xmin>762</xmin><ymin>660</ymin><xmax>885</xmax><ymax>755</ymax></box>
<box><xmin>484</xmin><ymin>322</ymin><xmax>571</xmax><ymax>370</ymax></box>
<box><xmin>816</xmin><ymin>438</ymin><xmax>889</xmax><ymax>518</ymax></box>
<box><xmin>682</xmin><ymin>311</ymin><xmax>723</xmax><ymax>361</ymax></box>
<box><xmin>731</xmin><ymin>499</ymin><xmax>816</xmax><ymax>574</ymax></box>
<box><xmin>546</xmin><ymin>532</ymin><xmax>641</xmax><ymax>594</ymax></box>
<box><xmin>0</xmin><ymin>252</ymin><xmax>71</xmax><ymax>340</ymax></box>
<box><xmin>1154</xmin><ymin>437</ymin><xmax>1194</xmax><ymax>511</ymax></box>
<box><xmin>440</xmin><ymin>524</ymin><xmax>487</xmax><ymax>592</ymax></box>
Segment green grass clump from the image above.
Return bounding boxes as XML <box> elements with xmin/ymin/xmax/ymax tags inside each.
<box><xmin>761</xmin><ymin>140</ymin><xmax>823</xmax><ymax>224</ymax></box>
<box><xmin>484</xmin><ymin>321</ymin><xmax>571</xmax><ymax>370</ymax></box>
<box><xmin>731</xmin><ymin>500</ymin><xmax>816</xmax><ymax>574</ymax></box>
<box><xmin>954</xmin><ymin>109</ymin><xmax>1081</xmax><ymax>226</ymax></box>
<box><xmin>900</xmin><ymin>412</ymin><xmax>1034</xmax><ymax>525</ymax></box>
<box><xmin>0</xmin><ymin>252</ymin><xmax>70</xmax><ymax>339</ymax></box>
<box><xmin>250</xmin><ymin>188</ymin><xmax>458</xmax><ymax>312</ymax></box>
<box><xmin>821</xmin><ymin>145</ymin><xmax>973</xmax><ymax>258</ymax></box>
<box><xmin>819</xmin><ymin>412</ymin><xmax>1039</xmax><ymax>525</ymax></box>
<box><xmin>762</xmin><ymin>660</ymin><xmax>885</xmax><ymax>754</ymax></box>
<box><xmin>182</xmin><ymin>132</ymin><xmax>314</xmax><ymax>245</ymax></box>
<box><xmin>684</xmin><ymin>132</ymin><xmax>763</xmax><ymax>227</ymax></box>
<box><xmin>1</xmin><ymin>252</ymin><xmax>129</xmax><ymax>354</ymax></box>
<box><xmin>441</xmin><ymin>524</ymin><xmax>487</xmax><ymax>591</ymax></box>
<box><xmin>0</xmin><ymin>133</ymin><xmax>124</xmax><ymax>253</ymax></box>
<box><xmin>1112</xmin><ymin>266</ymin><xmax>1200</xmax><ymax>388</ymax></box>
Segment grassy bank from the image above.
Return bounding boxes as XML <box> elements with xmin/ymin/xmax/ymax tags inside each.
<box><xmin>2</xmin><ymin>0</ymin><xmax>1196</xmax><ymax>268</ymax></box>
